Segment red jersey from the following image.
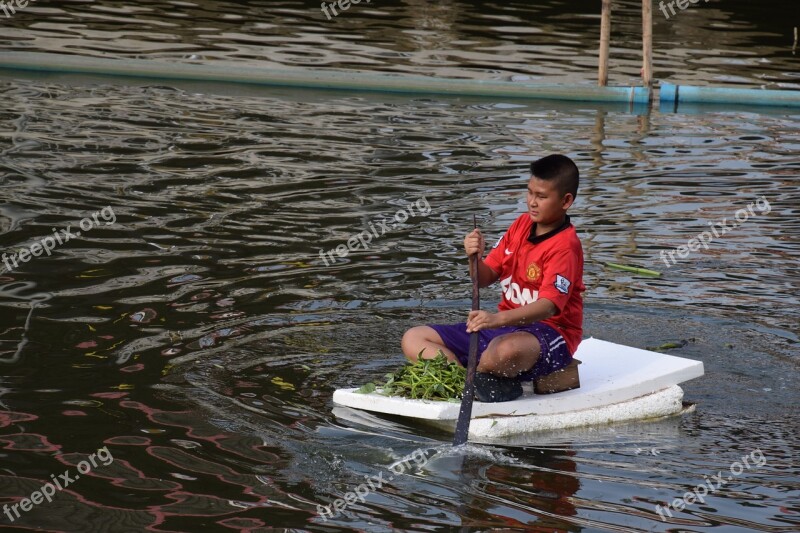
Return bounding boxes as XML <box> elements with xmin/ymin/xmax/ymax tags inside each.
<box><xmin>484</xmin><ymin>214</ymin><xmax>584</xmax><ymax>355</ymax></box>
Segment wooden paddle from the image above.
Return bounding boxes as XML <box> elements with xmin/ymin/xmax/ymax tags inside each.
<box><xmin>453</xmin><ymin>216</ymin><xmax>480</xmax><ymax>446</ymax></box>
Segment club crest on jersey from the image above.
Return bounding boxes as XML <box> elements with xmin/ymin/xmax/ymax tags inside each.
<box><xmin>526</xmin><ymin>262</ymin><xmax>541</xmax><ymax>281</ymax></box>
<box><xmin>554</xmin><ymin>274</ymin><xmax>571</xmax><ymax>294</ymax></box>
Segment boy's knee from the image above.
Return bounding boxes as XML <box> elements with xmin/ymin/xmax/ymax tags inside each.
<box><xmin>401</xmin><ymin>326</ymin><xmax>422</xmax><ymax>345</ymax></box>
<box><xmin>479</xmin><ymin>342</ymin><xmax>511</xmax><ymax>370</ymax></box>
<box><xmin>492</xmin><ymin>337</ymin><xmax>525</xmax><ymax>362</ymax></box>
<box><xmin>491</xmin><ymin>343</ymin><xmax>522</xmax><ymax>371</ymax></box>
<box><xmin>480</xmin><ymin>335</ymin><xmax>539</xmax><ymax>375</ymax></box>
<box><xmin>401</xmin><ymin>326</ymin><xmax>429</xmax><ymax>360</ymax></box>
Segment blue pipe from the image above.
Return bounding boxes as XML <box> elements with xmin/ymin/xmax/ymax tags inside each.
<box><xmin>0</xmin><ymin>52</ymin><xmax>652</xmax><ymax>106</ymax></box>
<box><xmin>661</xmin><ymin>82</ymin><xmax>800</xmax><ymax>109</ymax></box>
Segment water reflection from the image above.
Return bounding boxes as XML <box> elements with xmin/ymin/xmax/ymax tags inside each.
<box><xmin>458</xmin><ymin>450</ymin><xmax>581</xmax><ymax>531</ymax></box>
<box><xmin>1</xmin><ymin>0</ymin><xmax>797</xmax><ymax>87</ymax></box>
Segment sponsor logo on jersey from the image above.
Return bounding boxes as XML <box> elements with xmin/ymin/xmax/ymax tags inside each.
<box><xmin>526</xmin><ymin>262</ymin><xmax>541</xmax><ymax>281</ymax></box>
<box><xmin>554</xmin><ymin>274</ymin><xmax>571</xmax><ymax>294</ymax></box>
<box><xmin>500</xmin><ymin>275</ymin><xmax>538</xmax><ymax>306</ymax></box>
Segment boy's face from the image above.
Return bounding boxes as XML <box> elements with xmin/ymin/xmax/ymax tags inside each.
<box><xmin>526</xmin><ymin>176</ymin><xmax>574</xmax><ymax>225</ymax></box>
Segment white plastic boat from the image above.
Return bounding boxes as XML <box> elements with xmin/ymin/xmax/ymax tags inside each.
<box><xmin>333</xmin><ymin>338</ymin><xmax>704</xmax><ymax>441</ymax></box>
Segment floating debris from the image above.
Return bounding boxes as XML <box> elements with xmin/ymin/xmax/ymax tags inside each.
<box><xmin>605</xmin><ymin>263</ymin><xmax>661</xmax><ymax>277</ymax></box>
<box><xmin>130</xmin><ymin>308</ymin><xmax>157</xmax><ymax>323</ymax></box>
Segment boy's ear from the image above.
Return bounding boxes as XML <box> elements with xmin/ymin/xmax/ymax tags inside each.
<box><xmin>561</xmin><ymin>192</ymin><xmax>575</xmax><ymax>210</ymax></box>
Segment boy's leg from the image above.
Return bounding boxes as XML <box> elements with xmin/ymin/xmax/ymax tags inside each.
<box><xmin>477</xmin><ymin>332</ymin><xmax>541</xmax><ymax>378</ymax></box>
<box><xmin>401</xmin><ymin>326</ymin><xmax>458</xmax><ymax>363</ymax></box>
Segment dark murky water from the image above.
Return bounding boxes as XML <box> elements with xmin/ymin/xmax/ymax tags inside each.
<box><xmin>1</xmin><ymin>1</ymin><xmax>799</xmax><ymax>531</ymax></box>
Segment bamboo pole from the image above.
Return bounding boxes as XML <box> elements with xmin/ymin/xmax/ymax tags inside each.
<box><xmin>598</xmin><ymin>0</ymin><xmax>611</xmax><ymax>86</ymax></box>
<box><xmin>642</xmin><ymin>0</ymin><xmax>653</xmax><ymax>89</ymax></box>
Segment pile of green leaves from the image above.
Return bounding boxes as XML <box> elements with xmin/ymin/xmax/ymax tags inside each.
<box><xmin>356</xmin><ymin>350</ymin><xmax>466</xmax><ymax>401</ymax></box>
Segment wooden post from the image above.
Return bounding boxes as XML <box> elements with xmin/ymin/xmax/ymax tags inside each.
<box><xmin>642</xmin><ymin>0</ymin><xmax>653</xmax><ymax>89</ymax></box>
<box><xmin>598</xmin><ymin>0</ymin><xmax>612</xmax><ymax>86</ymax></box>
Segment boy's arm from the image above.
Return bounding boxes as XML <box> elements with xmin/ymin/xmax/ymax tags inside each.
<box><xmin>466</xmin><ymin>298</ymin><xmax>556</xmax><ymax>332</ymax></box>
<box><xmin>464</xmin><ymin>229</ymin><xmax>500</xmax><ymax>288</ymax></box>
<box><xmin>472</xmin><ymin>258</ymin><xmax>500</xmax><ymax>288</ymax></box>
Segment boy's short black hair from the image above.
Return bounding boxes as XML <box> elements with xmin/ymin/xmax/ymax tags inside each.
<box><xmin>530</xmin><ymin>154</ymin><xmax>579</xmax><ymax>198</ymax></box>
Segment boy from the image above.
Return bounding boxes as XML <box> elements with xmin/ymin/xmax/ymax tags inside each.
<box><xmin>401</xmin><ymin>154</ymin><xmax>584</xmax><ymax>402</ymax></box>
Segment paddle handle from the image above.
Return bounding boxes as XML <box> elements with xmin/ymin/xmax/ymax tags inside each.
<box><xmin>453</xmin><ymin>215</ymin><xmax>480</xmax><ymax>445</ymax></box>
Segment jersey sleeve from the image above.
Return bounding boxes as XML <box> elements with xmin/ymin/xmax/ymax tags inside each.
<box><xmin>484</xmin><ymin>217</ymin><xmax>522</xmax><ymax>274</ymax></box>
<box><xmin>537</xmin><ymin>246</ymin><xmax>582</xmax><ymax>313</ymax></box>
<box><xmin>484</xmin><ymin>234</ymin><xmax>505</xmax><ymax>274</ymax></box>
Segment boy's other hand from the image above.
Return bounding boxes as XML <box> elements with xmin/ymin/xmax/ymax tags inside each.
<box><xmin>464</xmin><ymin>229</ymin><xmax>485</xmax><ymax>258</ymax></box>
<box><xmin>466</xmin><ymin>310</ymin><xmax>499</xmax><ymax>332</ymax></box>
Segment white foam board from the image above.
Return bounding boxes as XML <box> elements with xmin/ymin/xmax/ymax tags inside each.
<box><xmin>332</xmin><ymin>338</ymin><xmax>704</xmax><ymax>424</ymax></box>
<box><xmin>469</xmin><ymin>385</ymin><xmax>687</xmax><ymax>438</ymax></box>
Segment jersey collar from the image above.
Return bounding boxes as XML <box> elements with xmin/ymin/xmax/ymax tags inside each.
<box><xmin>527</xmin><ymin>215</ymin><xmax>572</xmax><ymax>244</ymax></box>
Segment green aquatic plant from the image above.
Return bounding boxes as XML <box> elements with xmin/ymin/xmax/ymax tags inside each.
<box><xmin>605</xmin><ymin>262</ymin><xmax>661</xmax><ymax>277</ymax></box>
<box><xmin>647</xmin><ymin>339</ymin><xmax>689</xmax><ymax>352</ymax></box>
<box><xmin>356</xmin><ymin>350</ymin><xmax>466</xmax><ymax>401</ymax></box>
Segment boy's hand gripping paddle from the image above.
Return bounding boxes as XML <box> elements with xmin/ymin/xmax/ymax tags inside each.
<box><xmin>453</xmin><ymin>216</ymin><xmax>480</xmax><ymax>446</ymax></box>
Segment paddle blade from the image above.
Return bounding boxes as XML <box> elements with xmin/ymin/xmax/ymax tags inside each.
<box><xmin>453</xmin><ymin>330</ymin><xmax>479</xmax><ymax>445</ymax></box>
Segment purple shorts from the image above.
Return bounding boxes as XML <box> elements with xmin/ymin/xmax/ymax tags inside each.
<box><xmin>427</xmin><ymin>322</ymin><xmax>572</xmax><ymax>382</ymax></box>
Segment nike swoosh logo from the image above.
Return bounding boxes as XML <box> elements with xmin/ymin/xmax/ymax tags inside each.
<box><xmin>505</xmin><ymin>248</ymin><xmax>512</xmax><ymax>255</ymax></box>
